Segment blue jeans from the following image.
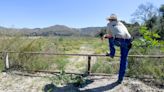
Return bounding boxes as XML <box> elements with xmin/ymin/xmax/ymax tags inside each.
<box><xmin>108</xmin><ymin>38</ymin><xmax>131</xmax><ymax>81</ymax></box>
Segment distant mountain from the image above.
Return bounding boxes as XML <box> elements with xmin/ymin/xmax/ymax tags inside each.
<box><xmin>0</xmin><ymin>25</ymin><xmax>104</xmax><ymax>37</ymax></box>
<box><xmin>80</xmin><ymin>27</ymin><xmax>105</xmax><ymax>36</ymax></box>
<box><xmin>38</xmin><ymin>25</ymin><xmax>80</xmax><ymax>36</ymax></box>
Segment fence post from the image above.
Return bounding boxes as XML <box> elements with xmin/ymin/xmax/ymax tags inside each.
<box><xmin>4</xmin><ymin>52</ymin><xmax>10</xmax><ymax>71</ymax></box>
<box><xmin>87</xmin><ymin>56</ymin><xmax>91</xmax><ymax>75</ymax></box>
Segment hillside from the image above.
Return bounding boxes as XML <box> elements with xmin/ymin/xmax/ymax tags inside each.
<box><xmin>80</xmin><ymin>27</ymin><xmax>104</xmax><ymax>36</ymax></box>
<box><xmin>0</xmin><ymin>25</ymin><xmax>103</xmax><ymax>37</ymax></box>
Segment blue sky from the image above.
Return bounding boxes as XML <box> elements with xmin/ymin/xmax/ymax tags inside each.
<box><xmin>0</xmin><ymin>0</ymin><xmax>163</xmax><ymax>28</ymax></box>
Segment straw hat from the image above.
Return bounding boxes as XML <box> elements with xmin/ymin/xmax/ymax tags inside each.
<box><xmin>106</xmin><ymin>14</ymin><xmax>117</xmax><ymax>20</ymax></box>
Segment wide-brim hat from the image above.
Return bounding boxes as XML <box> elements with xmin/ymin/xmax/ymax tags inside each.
<box><xmin>106</xmin><ymin>14</ymin><xmax>117</xmax><ymax>20</ymax></box>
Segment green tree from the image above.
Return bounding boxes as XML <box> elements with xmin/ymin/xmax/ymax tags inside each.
<box><xmin>157</xmin><ymin>4</ymin><xmax>164</xmax><ymax>39</ymax></box>
<box><xmin>133</xmin><ymin>26</ymin><xmax>160</xmax><ymax>48</ymax></box>
<box><xmin>145</xmin><ymin>15</ymin><xmax>157</xmax><ymax>30</ymax></box>
<box><xmin>159</xmin><ymin>4</ymin><xmax>164</xmax><ymax>17</ymax></box>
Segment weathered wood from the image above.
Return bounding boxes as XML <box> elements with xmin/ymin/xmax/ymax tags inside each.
<box><xmin>87</xmin><ymin>56</ymin><xmax>91</xmax><ymax>75</ymax></box>
<box><xmin>0</xmin><ymin>51</ymin><xmax>164</xmax><ymax>58</ymax></box>
<box><xmin>22</xmin><ymin>70</ymin><xmax>85</xmax><ymax>75</ymax></box>
<box><xmin>4</xmin><ymin>53</ymin><xmax>9</xmax><ymax>70</ymax></box>
<box><xmin>17</xmin><ymin>70</ymin><xmax>116</xmax><ymax>76</ymax></box>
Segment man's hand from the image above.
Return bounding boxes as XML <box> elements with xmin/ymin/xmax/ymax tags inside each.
<box><xmin>103</xmin><ymin>34</ymin><xmax>113</xmax><ymax>39</ymax></box>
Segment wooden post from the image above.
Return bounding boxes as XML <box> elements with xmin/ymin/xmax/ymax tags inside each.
<box><xmin>87</xmin><ymin>56</ymin><xmax>91</xmax><ymax>75</ymax></box>
<box><xmin>4</xmin><ymin>52</ymin><xmax>9</xmax><ymax>70</ymax></box>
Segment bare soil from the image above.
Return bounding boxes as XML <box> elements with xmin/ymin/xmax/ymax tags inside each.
<box><xmin>0</xmin><ymin>72</ymin><xmax>164</xmax><ymax>92</ymax></box>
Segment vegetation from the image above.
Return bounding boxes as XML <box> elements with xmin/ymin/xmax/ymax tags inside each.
<box><xmin>0</xmin><ymin>36</ymin><xmax>94</xmax><ymax>71</ymax></box>
<box><xmin>0</xmin><ymin>2</ymin><xmax>164</xmax><ymax>88</ymax></box>
<box><xmin>0</xmin><ymin>34</ymin><xmax>163</xmax><ymax>87</ymax></box>
<box><xmin>127</xmin><ymin>27</ymin><xmax>164</xmax><ymax>84</ymax></box>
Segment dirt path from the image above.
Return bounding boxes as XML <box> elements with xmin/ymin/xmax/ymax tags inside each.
<box><xmin>65</xmin><ymin>44</ymin><xmax>97</xmax><ymax>73</ymax></box>
<box><xmin>79</xmin><ymin>75</ymin><xmax>164</xmax><ymax>92</ymax></box>
<box><xmin>0</xmin><ymin>72</ymin><xmax>163</xmax><ymax>92</ymax></box>
<box><xmin>0</xmin><ymin>72</ymin><xmax>50</xmax><ymax>92</ymax></box>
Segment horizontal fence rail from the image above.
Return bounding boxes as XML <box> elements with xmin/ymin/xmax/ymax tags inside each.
<box><xmin>0</xmin><ymin>51</ymin><xmax>164</xmax><ymax>58</ymax></box>
<box><xmin>0</xmin><ymin>51</ymin><xmax>164</xmax><ymax>76</ymax></box>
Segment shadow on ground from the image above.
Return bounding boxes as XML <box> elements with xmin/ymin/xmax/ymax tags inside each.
<box><xmin>81</xmin><ymin>81</ymin><xmax>120</xmax><ymax>92</ymax></box>
<box><xmin>43</xmin><ymin>79</ymin><xmax>94</xmax><ymax>92</ymax></box>
<box><xmin>43</xmin><ymin>80</ymin><xmax>120</xmax><ymax>92</ymax></box>
<box><xmin>43</xmin><ymin>82</ymin><xmax>80</xmax><ymax>92</ymax></box>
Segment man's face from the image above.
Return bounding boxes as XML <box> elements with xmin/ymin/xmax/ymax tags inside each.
<box><xmin>108</xmin><ymin>19</ymin><xmax>112</xmax><ymax>22</ymax></box>
<box><xmin>108</xmin><ymin>19</ymin><xmax>116</xmax><ymax>22</ymax></box>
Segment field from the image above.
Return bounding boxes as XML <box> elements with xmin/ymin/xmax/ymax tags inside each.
<box><xmin>0</xmin><ymin>36</ymin><xmax>164</xmax><ymax>89</ymax></box>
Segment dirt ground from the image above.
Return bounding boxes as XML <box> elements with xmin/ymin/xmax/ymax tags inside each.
<box><xmin>0</xmin><ymin>72</ymin><xmax>164</xmax><ymax>92</ymax></box>
<box><xmin>65</xmin><ymin>45</ymin><xmax>97</xmax><ymax>73</ymax></box>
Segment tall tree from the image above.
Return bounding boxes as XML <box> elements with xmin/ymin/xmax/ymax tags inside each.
<box><xmin>158</xmin><ymin>4</ymin><xmax>164</xmax><ymax>39</ymax></box>
<box><xmin>145</xmin><ymin>15</ymin><xmax>157</xmax><ymax>30</ymax></box>
<box><xmin>159</xmin><ymin>4</ymin><xmax>164</xmax><ymax>17</ymax></box>
<box><xmin>131</xmin><ymin>2</ymin><xmax>158</xmax><ymax>24</ymax></box>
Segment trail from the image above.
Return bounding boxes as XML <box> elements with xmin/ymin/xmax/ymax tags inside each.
<box><xmin>65</xmin><ymin>44</ymin><xmax>97</xmax><ymax>73</ymax></box>
<box><xmin>79</xmin><ymin>75</ymin><xmax>164</xmax><ymax>92</ymax></box>
<box><xmin>0</xmin><ymin>73</ymin><xmax>163</xmax><ymax>92</ymax></box>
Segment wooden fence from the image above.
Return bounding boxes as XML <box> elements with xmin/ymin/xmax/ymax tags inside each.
<box><xmin>1</xmin><ymin>51</ymin><xmax>164</xmax><ymax>76</ymax></box>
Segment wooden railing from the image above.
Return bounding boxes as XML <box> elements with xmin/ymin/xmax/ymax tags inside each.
<box><xmin>1</xmin><ymin>51</ymin><xmax>164</xmax><ymax>75</ymax></box>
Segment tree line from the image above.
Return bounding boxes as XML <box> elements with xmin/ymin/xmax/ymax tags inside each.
<box><xmin>98</xmin><ymin>3</ymin><xmax>164</xmax><ymax>40</ymax></box>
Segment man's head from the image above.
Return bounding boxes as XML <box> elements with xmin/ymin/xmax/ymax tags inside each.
<box><xmin>106</xmin><ymin>14</ymin><xmax>117</xmax><ymax>21</ymax></box>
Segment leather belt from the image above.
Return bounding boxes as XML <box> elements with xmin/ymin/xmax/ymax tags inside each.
<box><xmin>113</xmin><ymin>35</ymin><xmax>131</xmax><ymax>39</ymax></box>
<box><xmin>114</xmin><ymin>35</ymin><xmax>125</xmax><ymax>39</ymax></box>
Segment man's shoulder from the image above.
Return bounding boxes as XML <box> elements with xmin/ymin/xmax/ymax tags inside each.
<box><xmin>117</xmin><ymin>21</ymin><xmax>124</xmax><ymax>25</ymax></box>
<box><xmin>107</xmin><ymin>22</ymin><xmax>111</xmax><ymax>25</ymax></box>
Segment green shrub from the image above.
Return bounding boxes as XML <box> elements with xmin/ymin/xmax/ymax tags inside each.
<box><xmin>91</xmin><ymin>58</ymin><xmax>119</xmax><ymax>74</ymax></box>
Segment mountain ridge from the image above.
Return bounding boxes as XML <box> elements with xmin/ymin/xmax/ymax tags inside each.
<box><xmin>0</xmin><ymin>25</ymin><xmax>104</xmax><ymax>36</ymax></box>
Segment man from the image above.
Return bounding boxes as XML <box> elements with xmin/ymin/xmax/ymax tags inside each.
<box><xmin>104</xmin><ymin>14</ymin><xmax>132</xmax><ymax>84</ymax></box>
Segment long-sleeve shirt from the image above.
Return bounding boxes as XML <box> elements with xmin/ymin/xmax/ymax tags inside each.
<box><xmin>106</xmin><ymin>21</ymin><xmax>131</xmax><ymax>39</ymax></box>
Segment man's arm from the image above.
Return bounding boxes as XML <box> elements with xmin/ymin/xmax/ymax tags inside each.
<box><xmin>103</xmin><ymin>24</ymin><xmax>113</xmax><ymax>39</ymax></box>
<box><xmin>103</xmin><ymin>34</ymin><xmax>112</xmax><ymax>39</ymax></box>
